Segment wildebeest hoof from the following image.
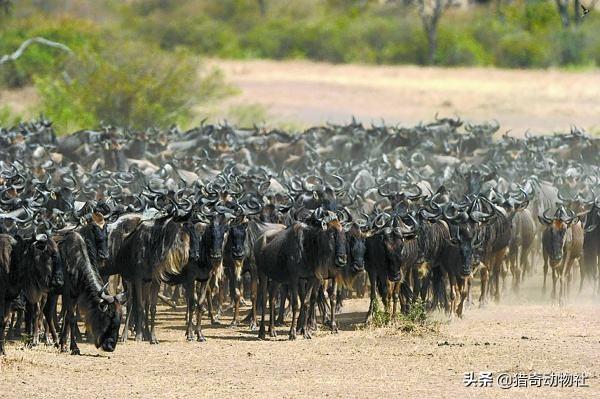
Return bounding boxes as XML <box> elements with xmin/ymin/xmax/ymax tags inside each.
<box><xmin>197</xmin><ymin>335</ymin><xmax>206</xmax><ymax>343</ymax></box>
<box><xmin>150</xmin><ymin>338</ymin><xmax>159</xmax><ymax>345</ymax></box>
<box><xmin>288</xmin><ymin>332</ymin><xmax>297</xmax><ymax>341</ymax></box>
<box><xmin>70</xmin><ymin>348</ymin><xmax>81</xmax><ymax>356</ymax></box>
<box><xmin>269</xmin><ymin>330</ymin><xmax>277</xmax><ymax>338</ymax></box>
<box><xmin>228</xmin><ymin>322</ymin><xmax>238</xmax><ymax>329</ymax></box>
<box><xmin>250</xmin><ymin>322</ymin><xmax>257</xmax><ymax>332</ymax></box>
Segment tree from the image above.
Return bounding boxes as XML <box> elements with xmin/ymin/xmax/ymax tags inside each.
<box><xmin>415</xmin><ymin>0</ymin><xmax>453</xmax><ymax>65</ymax></box>
<box><xmin>555</xmin><ymin>0</ymin><xmax>597</xmax><ymax>27</ymax></box>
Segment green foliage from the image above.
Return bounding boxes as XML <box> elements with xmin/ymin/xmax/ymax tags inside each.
<box><xmin>119</xmin><ymin>0</ymin><xmax>600</xmax><ymax>69</ymax></box>
<box><xmin>0</xmin><ymin>105</ymin><xmax>22</xmax><ymax>126</ymax></box>
<box><xmin>35</xmin><ymin>42</ymin><xmax>234</xmax><ymax>133</ymax></box>
<box><xmin>0</xmin><ymin>15</ymin><xmax>101</xmax><ymax>88</ymax></box>
<box><xmin>369</xmin><ymin>298</ymin><xmax>429</xmax><ymax>331</ymax></box>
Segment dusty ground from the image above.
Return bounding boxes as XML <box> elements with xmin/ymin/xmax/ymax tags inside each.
<box><xmin>1</xmin><ymin>273</ymin><xmax>599</xmax><ymax>399</ymax></box>
<box><xmin>213</xmin><ymin>59</ymin><xmax>600</xmax><ymax>134</ymax></box>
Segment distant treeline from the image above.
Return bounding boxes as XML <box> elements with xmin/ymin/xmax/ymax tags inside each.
<box><xmin>126</xmin><ymin>0</ymin><xmax>599</xmax><ymax>68</ymax></box>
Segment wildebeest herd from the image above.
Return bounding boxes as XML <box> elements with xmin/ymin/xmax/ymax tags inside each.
<box><xmin>0</xmin><ymin>116</ymin><xmax>598</xmax><ymax>355</ymax></box>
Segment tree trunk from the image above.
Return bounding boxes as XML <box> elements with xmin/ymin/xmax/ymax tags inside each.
<box><xmin>426</xmin><ymin>22</ymin><xmax>438</xmax><ymax>65</ymax></box>
<box><xmin>574</xmin><ymin>0</ymin><xmax>582</xmax><ymax>25</ymax></box>
<box><xmin>555</xmin><ymin>0</ymin><xmax>571</xmax><ymax>28</ymax></box>
<box><xmin>258</xmin><ymin>0</ymin><xmax>266</xmax><ymax>16</ymax></box>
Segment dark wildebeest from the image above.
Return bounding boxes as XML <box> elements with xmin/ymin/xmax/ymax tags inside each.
<box><xmin>439</xmin><ymin>201</ymin><xmax>486</xmax><ymax>316</ymax></box>
<box><xmin>224</xmin><ymin>218</ymin><xmax>286</xmax><ymax>329</ymax></box>
<box><xmin>316</xmin><ymin>222</ymin><xmax>370</xmax><ymax>333</ymax></box>
<box><xmin>54</xmin><ymin>229</ymin><xmax>125</xmax><ymax>354</ymax></box>
<box><xmin>364</xmin><ymin>212</ymin><xmax>419</xmax><ymax>323</ymax></box>
<box><xmin>105</xmin><ymin>212</ymin><xmax>201</xmax><ymax>344</ymax></box>
<box><xmin>0</xmin><ymin>231</ymin><xmax>63</xmax><ymax>353</ymax></box>
<box><xmin>539</xmin><ymin>206</ymin><xmax>584</xmax><ymax>304</ymax></box>
<box><xmin>580</xmin><ymin>197</ymin><xmax>599</xmax><ymax>293</ymax></box>
<box><xmin>255</xmin><ymin>207</ymin><xmax>348</xmax><ymax>340</ymax></box>
<box><xmin>164</xmin><ymin>211</ymin><xmax>230</xmax><ymax>342</ymax></box>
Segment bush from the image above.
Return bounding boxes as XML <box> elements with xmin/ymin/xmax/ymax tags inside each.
<box><xmin>0</xmin><ymin>15</ymin><xmax>101</xmax><ymax>88</ymax></box>
<box><xmin>35</xmin><ymin>41</ymin><xmax>234</xmax><ymax>133</ymax></box>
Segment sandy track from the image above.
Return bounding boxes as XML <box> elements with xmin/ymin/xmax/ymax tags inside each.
<box><xmin>213</xmin><ymin>59</ymin><xmax>600</xmax><ymax>134</ymax></box>
<box><xmin>1</xmin><ymin>276</ymin><xmax>599</xmax><ymax>399</ymax></box>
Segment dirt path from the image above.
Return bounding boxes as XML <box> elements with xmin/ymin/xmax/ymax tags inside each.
<box><xmin>1</xmin><ymin>274</ymin><xmax>599</xmax><ymax>398</ymax></box>
<box><xmin>212</xmin><ymin>59</ymin><xmax>600</xmax><ymax>134</ymax></box>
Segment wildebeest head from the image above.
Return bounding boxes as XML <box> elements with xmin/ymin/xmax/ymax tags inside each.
<box><xmin>345</xmin><ymin>223</ymin><xmax>371</xmax><ymax>273</ymax></box>
<box><xmin>229</xmin><ymin>217</ymin><xmax>248</xmax><ymax>261</ymax></box>
<box><xmin>309</xmin><ymin>207</ymin><xmax>347</xmax><ymax>267</ymax></box>
<box><xmin>444</xmin><ymin>202</ymin><xmax>488</xmax><ymax>276</ymax></box>
<box><xmin>206</xmin><ymin>213</ymin><xmax>229</xmax><ymax>262</ymax></box>
<box><xmin>93</xmin><ymin>284</ymin><xmax>126</xmax><ymax>352</ymax></box>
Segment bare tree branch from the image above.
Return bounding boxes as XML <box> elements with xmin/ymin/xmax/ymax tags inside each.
<box><xmin>0</xmin><ymin>37</ymin><xmax>73</xmax><ymax>66</ymax></box>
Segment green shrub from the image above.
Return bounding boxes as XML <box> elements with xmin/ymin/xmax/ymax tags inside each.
<box><xmin>35</xmin><ymin>41</ymin><xmax>234</xmax><ymax>133</ymax></box>
<box><xmin>0</xmin><ymin>15</ymin><xmax>101</xmax><ymax>88</ymax></box>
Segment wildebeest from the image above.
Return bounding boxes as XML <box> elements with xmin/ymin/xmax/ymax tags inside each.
<box><xmin>539</xmin><ymin>206</ymin><xmax>584</xmax><ymax>304</ymax></box>
<box><xmin>54</xmin><ymin>230</ymin><xmax>125</xmax><ymax>354</ymax></box>
<box><xmin>0</xmin><ymin>229</ymin><xmax>63</xmax><ymax>353</ymax></box>
<box><xmin>104</xmin><ymin>210</ymin><xmax>201</xmax><ymax>344</ymax></box>
<box><xmin>255</xmin><ymin>207</ymin><xmax>348</xmax><ymax>340</ymax></box>
<box><xmin>162</xmin><ymin>205</ymin><xmax>238</xmax><ymax>342</ymax></box>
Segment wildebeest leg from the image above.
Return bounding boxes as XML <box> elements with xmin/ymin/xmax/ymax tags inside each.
<box><xmin>268</xmin><ymin>282</ymin><xmax>278</xmax><ymax>338</ymax></box>
<box><xmin>149</xmin><ymin>281</ymin><xmax>160</xmax><ymax>344</ymax></box>
<box><xmin>288</xmin><ymin>277</ymin><xmax>300</xmax><ymax>340</ymax></box>
<box><xmin>329</xmin><ymin>280</ymin><xmax>338</xmax><ymax>333</ymax></box>
<box><xmin>228</xmin><ymin>268</ymin><xmax>241</xmax><ymax>328</ymax></box>
<box><xmin>195</xmin><ymin>281</ymin><xmax>210</xmax><ymax>342</ymax></box>
<box><xmin>299</xmin><ymin>278</ymin><xmax>316</xmax><ymax>339</ymax></box>
<box><xmin>248</xmin><ymin>270</ymin><xmax>258</xmax><ymax>331</ymax></box>
<box><xmin>120</xmin><ymin>282</ymin><xmax>134</xmax><ymax>343</ymax></box>
<box><xmin>142</xmin><ymin>284</ymin><xmax>152</xmax><ymax>341</ymax></box>
<box><xmin>257</xmin><ymin>271</ymin><xmax>268</xmax><ymax>340</ymax></box>
<box><xmin>479</xmin><ymin>264</ymin><xmax>489</xmax><ymax>308</ymax></box>
<box><xmin>391</xmin><ymin>282</ymin><xmax>401</xmax><ymax>319</ymax></box>
<box><xmin>0</xmin><ymin>296</ymin><xmax>8</xmax><ymax>355</ymax></box>
<box><xmin>184</xmin><ymin>281</ymin><xmax>195</xmax><ymax>341</ymax></box>
<box><xmin>133</xmin><ymin>280</ymin><xmax>144</xmax><ymax>342</ymax></box>
<box><xmin>308</xmin><ymin>286</ymin><xmax>319</xmax><ymax>333</ymax></box>
<box><xmin>206</xmin><ymin>286</ymin><xmax>220</xmax><ymax>326</ymax></box>
<box><xmin>448</xmin><ymin>275</ymin><xmax>457</xmax><ymax>319</ymax></box>
<box><xmin>456</xmin><ymin>276</ymin><xmax>470</xmax><ymax>318</ymax></box>
<box><xmin>551</xmin><ymin>265</ymin><xmax>558</xmax><ymax>301</ymax></box>
<box><xmin>275</xmin><ymin>284</ymin><xmax>288</xmax><ymax>327</ymax></box>
<box><xmin>43</xmin><ymin>294</ymin><xmax>59</xmax><ymax>346</ymax></box>
<box><xmin>542</xmin><ymin>253</ymin><xmax>549</xmax><ymax>295</ymax></box>
<box><xmin>26</xmin><ymin>300</ymin><xmax>41</xmax><ymax>347</ymax></box>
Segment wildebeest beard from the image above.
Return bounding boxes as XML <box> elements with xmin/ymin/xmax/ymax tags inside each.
<box><xmin>143</xmin><ymin>217</ymin><xmax>191</xmax><ymax>282</ymax></box>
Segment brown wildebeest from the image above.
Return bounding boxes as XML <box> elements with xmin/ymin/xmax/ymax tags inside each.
<box><xmin>539</xmin><ymin>206</ymin><xmax>584</xmax><ymax>305</ymax></box>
